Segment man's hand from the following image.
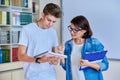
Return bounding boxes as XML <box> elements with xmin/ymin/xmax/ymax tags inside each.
<box><xmin>47</xmin><ymin>56</ymin><xmax>60</xmax><ymax>65</ymax></box>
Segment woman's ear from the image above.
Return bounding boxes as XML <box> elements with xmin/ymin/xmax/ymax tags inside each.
<box><xmin>82</xmin><ymin>30</ymin><xmax>86</xmax><ymax>34</ymax></box>
<box><xmin>82</xmin><ymin>30</ymin><xmax>87</xmax><ymax>38</ymax></box>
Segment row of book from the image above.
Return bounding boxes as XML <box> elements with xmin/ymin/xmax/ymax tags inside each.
<box><xmin>0</xmin><ymin>49</ymin><xmax>10</xmax><ymax>63</ymax></box>
<box><xmin>20</xmin><ymin>12</ymin><xmax>32</xmax><ymax>25</ymax></box>
<box><xmin>12</xmin><ymin>0</ymin><xmax>32</xmax><ymax>8</ymax></box>
<box><xmin>0</xmin><ymin>30</ymin><xmax>21</xmax><ymax>44</ymax></box>
<box><xmin>0</xmin><ymin>30</ymin><xmax>21</xmax><ymax>43</ymax></box>
<box><xmin>0</xmin><ymin>11</ymin><xmax>10</xmax><ymax>25</ymax></box>
<box><xmin>0</xmin><ymin>0</ymin><xmax>10</xmax><ymax>6</ymax></box>
<box><xmin>12</xmin><ymin>12</ymin><xmax>32</xmax><ymax>25</ymax></box>
<box><xmin>0</xmin><ymin>48</ymin><xmax>19</xmax><ymax>63</ymax></box>
<box><xmin>0</xmin><ymin>30</ymin><xmax>10</xmax><ymax>44</ymax></box>
<box><xmin>12</xmin><ymin>30</ymin><xmax>20</xmax><ymax>44</ymax></box>
<box><xmin>0</xmin><ymin>0</ymin><xmax>32</xmax><ymax>8</ymax></box>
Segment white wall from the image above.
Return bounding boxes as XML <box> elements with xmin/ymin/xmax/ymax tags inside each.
<box><xmin>62</xmin><ymin>0</ymin><xmax>120</xmax><ymax>59</ymax></box>
<box><xmin>103</xmin><ymin>60</ymin><xmax>120</xmax><ymax>80</ymax></box>
<box><xmin>61</xmin><ymin>0</ymin><xmax>120</xmax><ymax>80</ymax></box>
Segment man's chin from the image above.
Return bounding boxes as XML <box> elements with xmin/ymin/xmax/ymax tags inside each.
<box><xmin>47</xmin><ymin>26</ymin><xmax>51</xmax><ymax>28</ymax></box>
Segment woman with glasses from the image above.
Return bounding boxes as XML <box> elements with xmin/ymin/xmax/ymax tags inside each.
<box><xmin>59</xmin><ymin>15</ymin><xmax>109</xmax><ymax>80</ymax></box>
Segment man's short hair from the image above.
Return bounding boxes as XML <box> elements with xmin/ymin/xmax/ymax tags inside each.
<box><xmin>43</xmin><ymin>3</ymin><xmax>62</xmax><ymax>18</ymax></box>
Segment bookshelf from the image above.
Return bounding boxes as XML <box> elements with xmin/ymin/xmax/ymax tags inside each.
<box><xmin>0</xmin><ymin>0</ymin><xmax>39</xmax><ymax>72</ymax></box>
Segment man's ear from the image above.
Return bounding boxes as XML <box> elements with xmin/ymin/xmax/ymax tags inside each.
<box><xmin>41</xmin><ymin>12</ymin><xmax>45</xmax><ymax>19</ymax></box>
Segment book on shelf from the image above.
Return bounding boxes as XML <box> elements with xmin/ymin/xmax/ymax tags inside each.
<box><xmin>0</xmin><ymin>50</ymin><xmax>2</xmax><ymax>63</ymax></box>
<box><xmin>24</xmin><ymin>0</ymin><xmax>28</xmax><ymax>7</ymax></box>
<box><xmin>12</xmin><ymin>48</ymin><xmax>19</xmax><ymax>62</ymax></box>
<box><xmin>0</xmin><ymin>49</ymin><xmax>10</xmax><ymax>63</ymax></box>
<box><xmin>80</xmin><ymin>50</ymin><xmax>108</xmax><ymax>70</ymax></box>
<box><xmin>20</xmin><ymin>12</ymin><xmax>32</xmax><ymax>25</ymax></box>
<box><xmin>2</xmin><ymin>49</ymin><xmax>10</xmax><ymax>63</ymax></box>
<box><xmin>0</xmin><ymin>11</ymin><xmax>10</xmax><ymax>25</ymax></box>
<box><xmin>20</xmin><ymin>0</ymin><xmax>32</xmax><ymax>8</ymax></box>
<box><xmin>32</xmin><ymin>2</ymin><xmax>39</xmax><ymax>13</ymax></box>
<box><xmin>12</xmin><ymin>12</ymin><xmax>20</xmax><ymax>25</ymax></box>
<box><xmin>7</xmin><ymin>12</ymin><xmax>10</xmax><ymax>24</ymax></box>
<box><xmin>34</xmin><ymin>51</ymin><xmax>67</xmax><ymax>59</ymax></box>
<box><xmin>32</xmin><ymin>2</ymin><xmax>36</xmax><ymax>13</ymax></box>
<box><xmin>1</xmin><ymin>0</ymin><xmax>5</xmax><ymax>5</ymax></box>
<box><xmin>12</xmin><ymin>30</ymin><xmax>20</xmax><ymax>44</ymax></box>
<box><xmin>0</xmin><ymin>11</ymin><xmax>6</xmax><ymax>25</ymax></box>
<box><xmin>0</xmin><ymin>0</ymin><xmax>10</xmax><ymax>6</ymax></box>
<box><xmin>12</xmin><ymin>12</ymin><xmax>32</xmax><ymax>25</ymax></box>
<box><xmin>12</xmin><ymin>0</ymin><xmax>20</xmax><ymax>7</ymax></box>
<box><xmin>28</xmin><ymin>0</ymin><xmax>32</xmax><ymax>8</ymax></box>
<box><xmin>0</xmin><ymin>30</ymin><xmax>10</xmax><ymax>44</ymax></box>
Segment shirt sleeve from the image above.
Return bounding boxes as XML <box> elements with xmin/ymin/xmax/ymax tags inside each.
<box><xmin>18</xmin><ymin>28</ymin><xmax>28</xmax><ymax>46</ymax></box>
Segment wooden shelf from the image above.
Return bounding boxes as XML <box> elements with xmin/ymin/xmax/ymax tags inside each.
<box><xmin>0</xmin><ymin>62</ymin><xmax>23</xmax><ymax>72</ymax></box>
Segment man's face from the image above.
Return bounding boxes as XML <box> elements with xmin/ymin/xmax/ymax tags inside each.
<box><xmin>42</xmin><ymin>14</ymin><xmax>57</xmax><ymax>29</ymax></box>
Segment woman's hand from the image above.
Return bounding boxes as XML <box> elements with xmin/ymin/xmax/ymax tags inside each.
<box><xmin>56</xmin><ymin>43</ymin><xmax>64</xmax><ymax>54</ymax></box>
<box><xmin>80</xmin><ymin>58</ymin><xmax>91</xmax><ymax>66</ymax></box>
<box><xmin>56</xmin><ymin>43</ymin><xmax>66</xmax><ymax>64</ymax></box>
<box><xmin>80</xmin><ymin>58</ymin><xmax>100</xmax><ymax>71</ymax></box>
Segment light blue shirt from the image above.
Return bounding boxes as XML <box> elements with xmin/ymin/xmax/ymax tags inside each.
<box><xmin>19</xmin><ymin>23</ymin><xmax>58</xmax><ymax>80</ymax></box>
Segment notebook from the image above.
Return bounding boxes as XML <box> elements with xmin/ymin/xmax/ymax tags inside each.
<box><xmin>80</xmin><ymin>50</ymin><xmax>108</xmax><ymax>70</ymax></box>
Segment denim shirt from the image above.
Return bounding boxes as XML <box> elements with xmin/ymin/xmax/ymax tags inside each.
<box><xmin>60</xmin><ymin>37</ymin><xmax>109</xmax><ymax>80</ymax></box>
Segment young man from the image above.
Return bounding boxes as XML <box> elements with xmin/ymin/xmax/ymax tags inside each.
<box><xmin>18</xmin><ymin>3</ymin><xmax>62</xmax><ymax>80</ymax></box>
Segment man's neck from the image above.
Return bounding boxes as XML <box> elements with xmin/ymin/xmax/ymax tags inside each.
<box><xmin>37</xmin><ymin>19</ymin><xmax>45</xmax><ymax>29</ymax></box>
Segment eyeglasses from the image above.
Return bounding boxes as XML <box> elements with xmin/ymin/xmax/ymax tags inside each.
<box><xmin>68</xmin><ymin>25</ymin><xmax>82</xmax><ymax>33</ymax></box>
